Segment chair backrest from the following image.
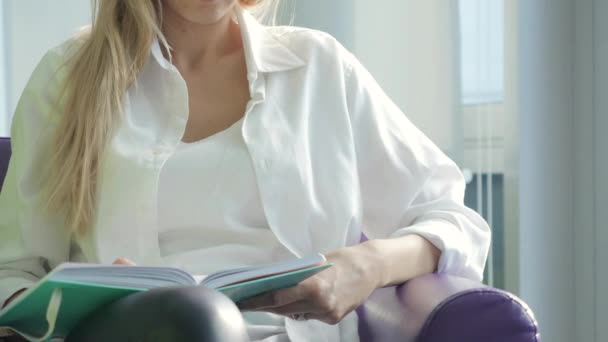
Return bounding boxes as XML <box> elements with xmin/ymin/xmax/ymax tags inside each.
<box><xmin>0</xmin><ymin>137</ymin><xmax>11</xmax><ymax>191</ymax></box>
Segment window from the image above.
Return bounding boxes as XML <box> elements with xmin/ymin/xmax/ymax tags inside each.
<box><xmin>459</xmin><ymin>0</ymin><xmax>508</xmax><ymax>288</ymax></box>
<box><xmin>459</xmin><ymin>0</ymin><xmax>505</xmax><ymax>105</ymax></box>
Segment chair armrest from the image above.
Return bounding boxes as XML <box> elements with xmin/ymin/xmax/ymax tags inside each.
<box><xmin>356</xmin><ymin>274</ymin><xmax>540</xmax><ymax>342</ymax></box>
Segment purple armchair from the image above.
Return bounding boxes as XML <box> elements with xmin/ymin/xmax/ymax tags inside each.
<box><xmin>0</xmin><ymin>137</ymin><xmax>540</xmax><ymax>341</ymax></box>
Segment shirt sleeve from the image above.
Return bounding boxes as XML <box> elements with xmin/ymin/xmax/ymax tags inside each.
<box><xmin>343</xmin><ymin>50</ymin><xmax>491</xmax><ymax>281</ymax></box>
<box><xmin>0</xmin><ymin>48</ymin><xmax>72</xmax><ymax>304</ymax></box>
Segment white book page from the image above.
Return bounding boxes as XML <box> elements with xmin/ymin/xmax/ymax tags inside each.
<box><xmin>201</xmin><ymin>254</ymin><xmax>326</xmax><ymax>289</ymax></box>
<box><xmin>50</xmin><ymin>263</ymin><xmax>197</xmax><ymax>289</ymax></box>
<box><xmin>193</xmin><ymin>275</ymin><xmax>207</xmax><ymax>284</ymax></box>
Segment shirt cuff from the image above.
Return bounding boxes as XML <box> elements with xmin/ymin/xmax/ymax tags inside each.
<box><xmin>389</xmin><ymin>218</ymin><xmax>482</xmax><ymax>281</ymax></box>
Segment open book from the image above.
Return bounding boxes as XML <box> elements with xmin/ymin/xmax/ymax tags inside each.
<box><xmin>0</xmin><ymin>254</ymin><xmax>331</xmax><ymax>341</ymax></box>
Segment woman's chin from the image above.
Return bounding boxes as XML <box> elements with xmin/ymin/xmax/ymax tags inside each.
<box><xmin>197</xmin><ymin>0</ymin><xmax>225</xmax><ymax>6</ymax></box>
<box><xmin>185</xmin><ymin>1</ymin><xmax>236</xmax><ymax>24</ymax></box>
<box><xmin>162</xmin><ymin>0</ymin><xmax>237</xmax><ymax>25</ymax></box>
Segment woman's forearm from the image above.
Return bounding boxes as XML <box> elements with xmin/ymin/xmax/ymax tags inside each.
<box><xmin>359</xmin><ymin>234</ymin><xmax>441</xmax><ymax>288</ymax></box>
<box><xmin>236</xmin><ymin>234</ymin><xmax>441</xmax><ymax>322</ymax></box>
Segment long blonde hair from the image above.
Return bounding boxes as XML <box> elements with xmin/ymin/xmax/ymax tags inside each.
<box><xmin>45</xmin><ymin>0</ymin><xmax>279</xmax><ymax>236</ymax></box>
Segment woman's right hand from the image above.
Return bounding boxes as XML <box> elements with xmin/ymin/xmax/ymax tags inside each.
<box><xmin>113</xmin><ymin>257</ymin><xmax>136</xmax><ymax>266</ymax></box>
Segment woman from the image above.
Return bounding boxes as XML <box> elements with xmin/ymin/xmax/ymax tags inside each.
<box><xmin>0</xmin><ymin>0</ymin><xmax>490</xmax><ymax>341</ymax></box>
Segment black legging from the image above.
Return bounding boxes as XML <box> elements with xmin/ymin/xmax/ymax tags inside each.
<box><xmin>66</xmin><ymin>286</ymin><xmax>250</xmax><ymax>342</ymax></box>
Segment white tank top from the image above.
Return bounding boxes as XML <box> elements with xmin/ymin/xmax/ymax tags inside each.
<box><xmin>157</xmin><ymin>117</ymin><xmax>290</xmax><ymax>341</ymax></box>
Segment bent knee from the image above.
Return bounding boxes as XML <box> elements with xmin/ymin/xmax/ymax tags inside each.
<box><xmin>156</xmin><ymin>286</ymin><xmax>249</xmax><ymax>341</ymax></box>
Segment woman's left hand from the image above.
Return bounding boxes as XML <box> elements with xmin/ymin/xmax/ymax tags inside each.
<box><xmin>238</xmin><ymin>244</ymin><xmax>382</xmax><ymax>325</ymax></box>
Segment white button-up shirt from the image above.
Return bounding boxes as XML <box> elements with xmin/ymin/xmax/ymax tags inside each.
<box><xmin>0</xmin><ymin>7</ymin><xmax>490</xmax><ymax>341</ymax></box>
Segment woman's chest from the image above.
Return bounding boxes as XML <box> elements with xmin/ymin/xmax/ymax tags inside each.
<box><xmin>181</xmin><ymin>64</ymin><xmax>250</xmax><ymax>143</ymax></box>
<box><xmin>85</xmin><ymin>72</ymin><xmax>362</xmax><ymax>265</ymax></box>
<box><xmin>157</xmin><ymin>120</ymin><xmax>267</xmax><ymax>231</ymax></box>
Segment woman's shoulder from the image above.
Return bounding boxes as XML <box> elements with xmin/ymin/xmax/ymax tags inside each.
<box><xmin>265</xmin><ymin>25</ymin><xmax>354</xmax><ymax>69</ymax></box>
<box><xmin>267</xmin><ymin>25</ymin><xmax>342</xmax><ymax>48</ymax></box>
<box><xmin>38</xmin><ymin>34</ymin><xmax>86</xmax><ymax>74</ymax></box>
<box><xmin>16</xmin><ymin>35</ymin><xmax>87</xmax><ymax>122</ymax></box>
<box><xmin>28</xmin><ymin>31</ymin><xmax>89</xmax><ymax>92</ymax></box>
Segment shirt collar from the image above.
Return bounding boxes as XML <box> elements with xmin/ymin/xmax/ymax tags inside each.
<box><xmin>150</xmin><ymin>6</ymin><xmax>306</xmax><ymax>76</ymax></box>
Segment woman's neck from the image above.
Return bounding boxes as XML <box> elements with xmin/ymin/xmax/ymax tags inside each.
<box><xmin>162</xmin><ymin>7</ymin><xmax>242</xmax><ymax>71</ymax></box>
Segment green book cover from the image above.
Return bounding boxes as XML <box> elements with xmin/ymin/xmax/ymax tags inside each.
<box><xmin>0</xmin><ymin>259</ymin><xmax>331</xmax><ymax>341</ymax></box>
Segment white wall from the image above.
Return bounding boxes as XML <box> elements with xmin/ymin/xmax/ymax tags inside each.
<box><xmin>518</xmin><ymin>0</ymin><xmax>575</xmax><ymax>341</ymax></box>
<box><xmin>593</xmin><ymin>0</ymin><xmax>608</xmax><ymax>339</ymax></box>
<box><xmin>2</xmin><ymin>0</ymin><xmax>91</xmax><ymax>132</ymax></box>
<box><xmin>292</xmin><ymin>0</ymin><xmax>354</xmax><ymax>51</ymax></box>
<box><xmin>573</xmin><ymin>0</ymin><xmax>596</xmax><ymax>341</ymax></box>
<box><xmin>352</xmin><ymin>0</ymin><xmax>462</xmax><ymax>160</ymax></box>
<box><xmin>573</xmin><ymin>0</ymin><xmax>607</xmax><ymax>341</ymax></box>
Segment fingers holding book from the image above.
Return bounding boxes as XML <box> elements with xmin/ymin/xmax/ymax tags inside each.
<box><xmin>237</xmin><ymin>246</ymin><xmax>379</xmax><ymax>325</ymax></box>
<box><xmin>112</xmin><ymin>257</ymin><xmax>136</xmax><ymax>266</ymax></box>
